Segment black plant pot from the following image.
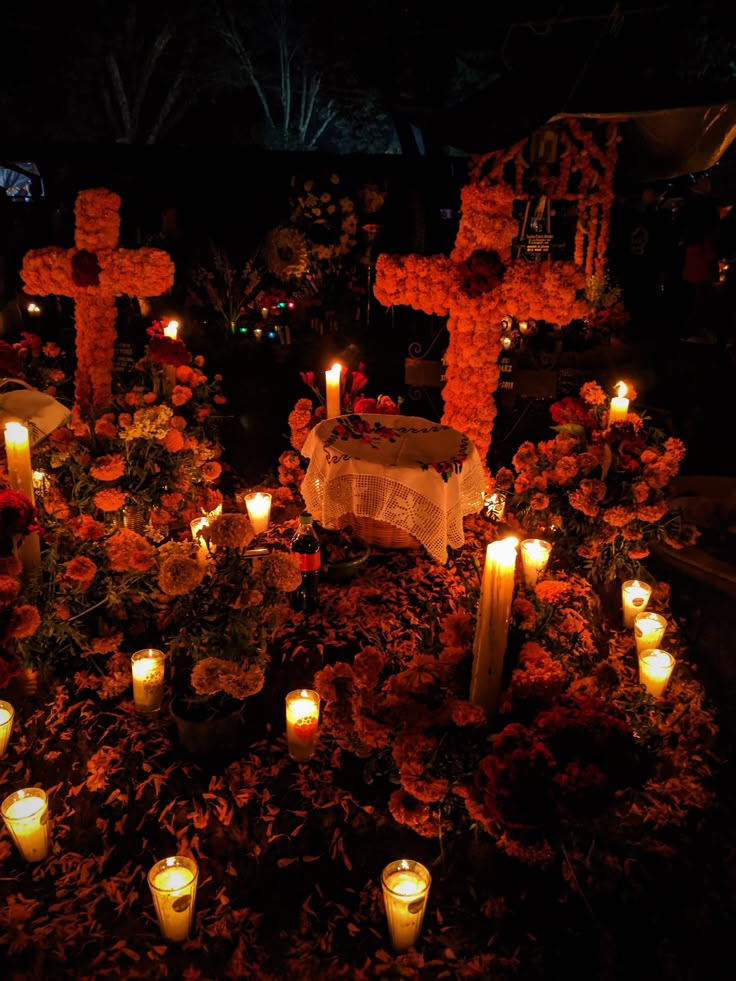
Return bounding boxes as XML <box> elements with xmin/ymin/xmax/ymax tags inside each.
<box><xmin>169</xmin><ymin>693</ymin><xmax>247</xmax><ymax>760</ymax></box>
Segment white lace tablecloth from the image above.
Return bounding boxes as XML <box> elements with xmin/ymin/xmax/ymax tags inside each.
<box><xmin>300</xmin><ymin>414</ymin><xmax>485</xmax><ymax>563</ymax></box>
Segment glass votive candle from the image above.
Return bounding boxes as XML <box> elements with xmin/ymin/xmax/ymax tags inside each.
<box><xmin>634</xmin><ymin>612</ymin><xmax>667</xmax><ymax>656</ymax></box>
<box><xmin>148</xmin><ymin>855</ymin><xmax>198</xmax><ymax>942</ymax></box>
<box><xmin>131</xmin><ymin>649</ymin><xmax>166</xmax><ymax>714</ymax></box>
<box><xmin>622</xmin><ymin>579</ymin><xmax>652</xmax><ymax>629</ymax></box>
<box><xmin>0</xmin><ymin>700</ymin><xmax>14</xmax><ymax>757</ymax></box>
<box><xmin>638</xmin><ymin>648</ymin><xmax>675</xmax><ymax>697</ymax></box>
<box><xmin>285</xmin><ymin>689</ymin><xmax>320</xmax><ymax>762</ymax></box>
<box><xmin>1</xmin><ymin>787</ymin><xmax>51</xmax><ymax>862</ymax></box>
<box><xmin>190</xmin><ymin>517</ymin><xmax>211</xmax><ymax>568</ymax></box>
<box><xmin>244</xmin><ymin>492</ymin><xmax>272</xmax><ymax>534</ymax></box>
<box><xmin>381</xmin><ymin>859</ymin><xmax>432</xmax><ymax>953</ymax></box>
<box><xmin>520</xmin><ymin>538</ymin><xmax>552</xmax><ymax>588</ymax></box>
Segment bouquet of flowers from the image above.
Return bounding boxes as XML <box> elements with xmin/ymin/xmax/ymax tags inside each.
<box><xmin>495</xmin><ymin>380</ymin><xmax>698</xmax><ymax>583</ymax></box>
<box><xmin>156</xmin><ymin>513</ymin><xmax>302</xmax><ymax>700</ymax></box>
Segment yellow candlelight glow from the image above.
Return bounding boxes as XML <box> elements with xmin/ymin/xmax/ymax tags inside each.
<box><xmin>163</xmin><ymin>320</ymin><xmax>179</xmax><ymax>339</ymax></box>
<box><xmin>4</xmin><ymin>422</ymin><xmax>42</xmax><ymax>578</ymax></box>
<box><xmin>520</xmin><ymin>538</ymin><xmax>552</xmax><ymax>588</ymax></box>
<box><xmin>285</xmin><ymin>689</ymin><xmax>320</xmax><ymax>762</ymax></box>
<box><xmin>609</xmin><ymin>380</ymin><xmax>630</xmax><ymax>423</ymax></box>
<box><xmin>0</xmin><ymin>700</ymin><xmax>14</xmax><ymax>757</ymax></box>
<box><xmin>638</xmin><ymin>648</ymin><xmax>675</xmax><ymax>697</ymax></box>
<box><xmin>381</xmin><ymin>859</ymin><xmax>431</xmax><ymax>952</ymax></box>
<box><xmin>622</xmin><ymin>579</ymin><xmax>652</xmax><ymax>629</ymax></box>
<box><xmin>1</xmin><ymin>788</ymin><xmax>50</xmax><ymax>862</ymax></box>
<box><xmin>131</xmin><ymin>649</ymin><xmax>165</xmax><ymax>713</ymax></box>
<box><xmin>325</xmin><ymin>363</ymin><xmax>342</xmax><ymax>419</ymax></box>
<box><xmin>244</xmin><ymin>492</ymin><xmax>272</xmax><ymax>534</ymax></box>
<box><xmin>148</xmin><ymin>856</ymin><xmax>198</xmax><ymax>942</ymax></box>
<box><xmin>634</xmin><ymin>612</ymin><xmax>667</xmax><ymax>656</ymax></box>
<box><xmin>470</xmin><ymin>537</ymin><xmax>519</xmax><ymax>713</ymax></box>
<box><xmin>190</xmin><ymin>517</ymin><xmax>211</xmax><ymax>567</ymax></box>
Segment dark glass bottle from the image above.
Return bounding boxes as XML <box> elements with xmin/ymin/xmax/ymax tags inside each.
<box><xmin>291</xmin><ymin>512</ymin><xmax>320</xmax><ymax>613</ymax></box>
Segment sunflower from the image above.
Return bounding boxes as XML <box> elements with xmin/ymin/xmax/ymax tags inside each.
<box><xmin>263</xmin><ymin>226</ymin><xmax>309</xmax><ymax>280</ymax></box>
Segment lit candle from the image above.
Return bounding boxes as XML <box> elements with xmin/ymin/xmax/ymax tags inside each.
<box><xmin>520</xmin><ymin>538</ymin><xmax>552</xmax><ymax>588</ymax></box>
<box><xmin>32</xmin><ymin>470</ymin><xmax>47</xmax><ymax>500</ymax></box>
<box><xmin>148</xmin><ymin>856</ymin><xmax>198</xmax><ymax>942</ymax></box>
<box><xmin>638</xmin><ymin>648</ymin><xmax>675</xmax><ymax>697</ymax></box>
<box><xmin>325</xmin><ymin>363</ymin><xmax>342</xmax><ymax>419</ymax></box>
<box><xmin>244</xmin><ymin>492</ymin><xmax>272</xmax><ymax>534</ymax></box>
<box><xmin>634</xmin><ymin>612</ymin><xmax>667</xmax><ymax>656</ymax></box>
<box><xmin>131</xmin><ymin>649</ymin><xmax>165</xmax><ymax>714</ymax></box>
<box><xmin>381</xmin><ymin>859</ymin><xmax>431</xmax><ymax>953</ymax></box>
<box><xmin>622</xmin><ymin>579</ymin><xmax>652</xmax><ymax>629</ymax></box>
<box><xmin>190</xmin><ymin>517</ymin><xmax>211</xmax><ymax>567</ymax></box>
<box><xmin>1</xmin><ymin>788</ymin><xmax>50</xmax><ymax>862</ymax></box>
<box><xmin>285</xmin><ymin>689</ymin><xmax>320</xmax><ymax>761</ymax></box>
<box><xmin>609</xmin><ymin>381</ymin><xmax>630</xmax><ymax>423</ymax></box>
<box><xmin>4</xmin><ymin>422</ymin><xmax>42</xmax><ymax>578</ymax></box>
<box><xmin>163</xmin><ymin>320</ymin><xmax>179</xmax><ymax>339</ymax></box>
<box><xmin>0</xmin><ymin>700</ymin><xmax>14</xmax><ymax>757</ymax></box>
<box><xmin>470</xmin><ymin>537</ymin><xmax>519</xmax><ymax>714</ymax></box>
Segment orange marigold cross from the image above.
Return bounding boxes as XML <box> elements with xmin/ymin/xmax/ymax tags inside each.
<box><xmin>374</xmin><ymin>153</ymin><xmax>605</xmax><ymax>473</ymax></box>
<box><xmin>21</xmin><ymin>188</ymin><xmax>175</xmax><ymax>413</ymax></box>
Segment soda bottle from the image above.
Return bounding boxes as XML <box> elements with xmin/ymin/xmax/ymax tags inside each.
<box><xmin>291</xmin><ymin>512</ymin><xmax>320</xmax><ymax>613</ymax></box>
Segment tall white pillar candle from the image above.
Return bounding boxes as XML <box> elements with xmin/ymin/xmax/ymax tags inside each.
<box><xmin>470</xmin><ymin>537</ymin><xmax>519</xmax><ymax>714</ymax></box>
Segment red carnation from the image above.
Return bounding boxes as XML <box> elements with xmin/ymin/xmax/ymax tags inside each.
<box><xmin>148</xmin><ymin>334</ymin><xmax>192</xmax><ymax>368</ymax></box>
<box><xmin>0</xmin><ymin>489</ymin><xmax>38</xmax><ymax>541</ymax></box>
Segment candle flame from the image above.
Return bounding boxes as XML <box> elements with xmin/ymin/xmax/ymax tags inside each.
<box><xmin>614</xmin><ymin>381</ymin><xmax>627</xmax><ymax>398</ymax></box>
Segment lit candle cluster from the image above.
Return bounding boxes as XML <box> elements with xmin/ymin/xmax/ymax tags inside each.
<box><xmin>621</xmin><ymin>579</ymin><xmax>652</xmax><ymax>628</ymax></box>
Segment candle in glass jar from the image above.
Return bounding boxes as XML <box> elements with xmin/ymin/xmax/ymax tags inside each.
<box><xmin>148</xmin><ymin>856</ymin><xmax>198</xmax><ymax>942</ymax></box>
<box><xmin>244</xmin><ymin>492</ymin><xmax>272</xmax><ymax>534</ymax></box>
<box><xmin>622</xmin><ymin>579</ymin><xmax>652</xmax><ymax>628</ymax></box>
<box><xmin>638</xmin><ymin>648</ymin><xmax>675</xmax><ymax>697</ymax></box>
<box><xmin>325</xmin><ymin>363</ymin><xmax>342</xmax><ymax>419</ymax></box>
<box><xmin>1</xmin><ymin>788</ymin><xmax>50</xmax><ymax>862</ymax></box>
<box><xmin>520</xmin><ymin>538</ymin><xmax>552</xmax><ymax>588</ymax></box>
<box><xmin>285</xmin><ymin>689</ymin><xmax>320</xmax><ymax>761</ymax></box>
<box><xmin>634</xmin><ymin>612</ymin><xmax>667</xmax><ymax>656</ymax></box>
<box><xmin>381</xmin><ymin>859</ymin><xmax>431</xmax><ymax>952</ymax></box>
<box><xmin>190</xmin><ymin>517</ymin><xmax>211</xmax><ymax>567</ymax></box>
<box><xmin>0</xmin><ymin>700</ymin><xmax>14</xmax><ymax>757</ymax></box>
<box><xmin>609</xmin><ymin>381</ymin><xmax>630</xmax><ymax>423</ymax></box>
<box><xmin>131</xmin><ymin>649</ymin><xmax>165</xmax><ymax>713</ymax></box>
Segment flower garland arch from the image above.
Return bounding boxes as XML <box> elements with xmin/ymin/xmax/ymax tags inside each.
<box><xmin>374</xmin><ymin>120</ymin><xmax>621</xmax><ymax>476</ymax></box>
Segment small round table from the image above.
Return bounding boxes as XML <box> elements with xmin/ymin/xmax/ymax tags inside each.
<box><xmin>300</xmin><ymin>413</ymin><xmax>485</xmax><ymax>563</ymax></box>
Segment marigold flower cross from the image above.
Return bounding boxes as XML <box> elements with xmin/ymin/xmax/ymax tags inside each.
<box><xmin>21</xmin><ymin>188</ymin><xmax>175</xmax><ymax>413</ymax></box>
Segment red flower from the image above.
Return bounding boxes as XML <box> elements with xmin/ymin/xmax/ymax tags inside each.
<box><xmin>0</xmin><ymin>489</ymin><xmax>37</xmax><ymax>540</ymax></box>
<box><xmin>148</xmin><ymin>334</ymin><xmax>191</xmax><ymax>368</ymax></box>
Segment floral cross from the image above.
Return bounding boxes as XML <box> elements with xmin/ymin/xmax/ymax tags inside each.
<box><xmin>21</xmin><ymin>188</ymin><xmax>175</xmax><ymax>414</ymax></box>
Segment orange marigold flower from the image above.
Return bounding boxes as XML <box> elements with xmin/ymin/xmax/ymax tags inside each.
<box><xmin>632</xmin><ymin>481</ymin><xmax>649</xmax><ymax>504</ymax></box>
<box><xmin>261</xmin><ymin>551</ymin><xmax>301</xmax><ymax>591</ymax></box>
<box><xmin>438</xmin><ymin>610</ymin><xmax>473</xmax><ymax>648</ymax></box>
<box><xmin>43</xmin><ymin>342</ymin><xmax>61</xmax><ymax>358</ymax></box>
<box><xmin>201</xmin><ymin>461</ymin><xmax>222</xmax><ymax>481</ymax></box>
<box><xmin>0</xmin><ymin>574</ymin><xmax>20</xmax><ymax>605</ymax></box>
<box><xmin>159</xmin><ymin>554</ymin><xmax>205</xmax><ymax>596</ymax></box>
<box><xmin>195</xmin><ymin>407</ymin><xmax>211</xmax><ymax>422</ymax></box>
<box><xmin>602</xmin><ymin>505</ymin><xmax>633</xmax><ymax>527</ymax></box>
<box><xmin>194</xmin><ymin>355</ymin><xmax>205</xmax><ymax>367</ymax></box>
<box><xmin>175</xmin><ymin>365</ymin><xmax>195</xmax><ymax>386</ymax></box>
<box><xmin>95</xmin><ymin>487</ymin><xmax>127</xmax><ymax>512</ymax></box>
<box><xmin>530</xmin><ymin>492</ymin><xmax>550</xmax><ymax>511</ymax></box>
<box><xmin>201</xmin><ymin>488</ymin><xmax>223</xmax><ymax>514</ymax></box>
<box><xmin>162</xmin><ymin>429</ymin><xmax>184</xmax><ymax>453</ymax></box>
<box><xmin>579</xmin><ymin>381</ymin><xmax>607</xmax><ymax>406</ymax></box>
<box><xmin>629</xmin><ymin>545</ymin><xmax>650</xmax><ymax>559</ymax></box>
<box><xmin>553</xmin><ymin>456</ymin><xmax>578</xmax><ymax>483</ymax></box>
<box><xmin>535</xmin><ymin>580</ymin><xmax>572</xmax><ymax>605</ymax></box>
<box><xmin>124</xmin><ymin>391</ymin><xmax>143</xmax><ymax>407</ymax></box>
<box><xmin>191</xmin><ymin>658</ymin><xmax>265</xmax><ymax>700</ymax></box>
<box><xmin>568</xmin><ymin>488</ymin><xmax>599</xmax><ymax>518</ymax></box>
<box><xmin>9</xmin><ymin>604</ymin><xmax>41</xmax><ymax>639</ymax></box>
<box><xmin>161</xmin><ymin>492</ymin><xmax>183</xmax><ymax>510</ymax></box>
<box><xmin>64</xmin><ymin>555</ymin><xmax>98</xmax><ymax>588</ymax></box>
<box><xmin>90</xmin><ymin>454</ymin><xmax>126</xmax><ymax>482</ymax></box>
<box><xmin>0</xmin><ymin>556</ymin><xmax>22</xmax><ymax>577</ymax></box>
<box><xmin>636</xmin><ymin>501</ymin><xmax>669</xmax><ymax>523</ymax></box>
<box><xmin>352</xmin><ymin>646</ymin><xmax>386</xmax><ymax>688</ymax></box>
<box><xmin>208</xmin><ymin>513</ymin><xmax>255</xmax><ymax>550</ymax></box>
<box><xmin>106</xmin><ymin>528</ymin><xmax>153</xmax><ymax>572</ymax></box>
<box><xmin>171</xmin><ymin>385</ymin><xmax>193</xmax><ymax>407</ymax></box>
<box><xmin>450</xmin><ymin>700</ymin><xmax>487</xmax><ymax>726</ymax></box>
<box><xmin>388</xmin><ymin>789</ymin><xmax>436</xmax><ymax>837</ymax></box>
<box><xmin>118</xmin><ymin>412</ymin><xmax>133</xmax><ymax>429</ymax></box>
<box><xmin>94</xmin><ymin>416</ymin><xmax>118</xmax><ymax>439</ymax></box>
<box><xmin>214</xmin><ymin>394</ymin><xmax>227</xmax><ymax>405</ymax></box>
<box><xmin>512</xmin><ymin>441</ymin><xmax>538</xmax><ymax>471</ymax></box>
<box><xmin>72</xmin><ymin>514</ymin><xmax>106</xmax><ymax>540</ymax></box>
<box><xmin>170</xmin><ymin>415</ymin><xmax>187</xmax><ymax>431</ymax></box>
<box><xmin>143</xmin><ymin>392</ymin><xmax>157</xmax><ymax>404</ymax></box>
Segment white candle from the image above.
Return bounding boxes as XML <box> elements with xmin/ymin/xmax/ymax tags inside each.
<box><xmin>0</xmin><ymin>700</ymin><xmax>14</xmax><ymax>757</ymax></box>
<box><xmin>622</xmin><ymin>579</ymin><xmax>652</xmax><ymax>629</ymax></box>
<box><xmin>148</xmin><ymin>856</ymin><xmax>198</xmax><ymax>942</ymax></box>
<box><xmin>190</xmin><ymin>517</ymin><xmax>211</xmax><ymax>567</ymax></box>
<box><xmin>131</xmin><ymin>649</ymin><xmax>165</xmax><ymax>713</ymax></box>
<box><xmin>520</xmin><ymin>538</ymin><xmax>552</xmax><ymax>588</ymax></box>
<box><xmin>163</xmin><ymin>321</ymin><xmax>179</xmax><ymax>339</ymax></box>
<box><xmin>470</xmin><ymin>537</ymin><xmax>519</xmax><ymax>714</ymax></box>
<box><xmin>609</xmin><ymin>381</ymin><xmax>629</xmax><ymax>423</ymax></box>
<box><xmin>244</xmin><ymin>492</ymin><xmax>272</xmax><ymax>534</ymax></box>
<box><xmin>285</xmin><ymin>689</ymin><xmax>320</xmax><ymax>761</ymax></box>
<box><xmin>1</xmin><ymin>788</ymin><xmax>50</xmax><ymax>862</ymax></box>
<box><xmin>381</xmin><ymin>859</ymin><xmax>431</xmax><ymax>952</ymax></box>
<box><xmin>634</xmin><ymin>612</ymin><xmax>667</xmax><ymax>656</ymax></box>
<box><xmin>4</xmin><ymin>422</ymin><xmax>41</xmax><ymax>578</ymax></box>
<box><xmin>325</xmin><ymin>363</ymin><xmax>342</xmax><ymax>419</ymax></box>
<box><xmin>639</xmin><ymin>648</ymin><xmax>675</xmax><ymax>697</ymax></box>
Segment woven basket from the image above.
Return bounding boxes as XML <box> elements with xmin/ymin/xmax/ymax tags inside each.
<box><xmin>338</xmin><ymin>513</ymin><xmax>420</xmax><ymax>551</ymax></box>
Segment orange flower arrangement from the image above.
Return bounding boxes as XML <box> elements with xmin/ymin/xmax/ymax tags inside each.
<box><xmin>105</xmin><ymin>528</ymin><xmax>153</xmax><ymax>572</ymax></box>
<box><xmin>94</xmin><ymin>487</ymin><xmax>127</xmax><ymax>512</ymax></box>
<box><xmin>89</xmin><ymin>454</ymin><xmax>126</xmax><ymax>482</ymax></box>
